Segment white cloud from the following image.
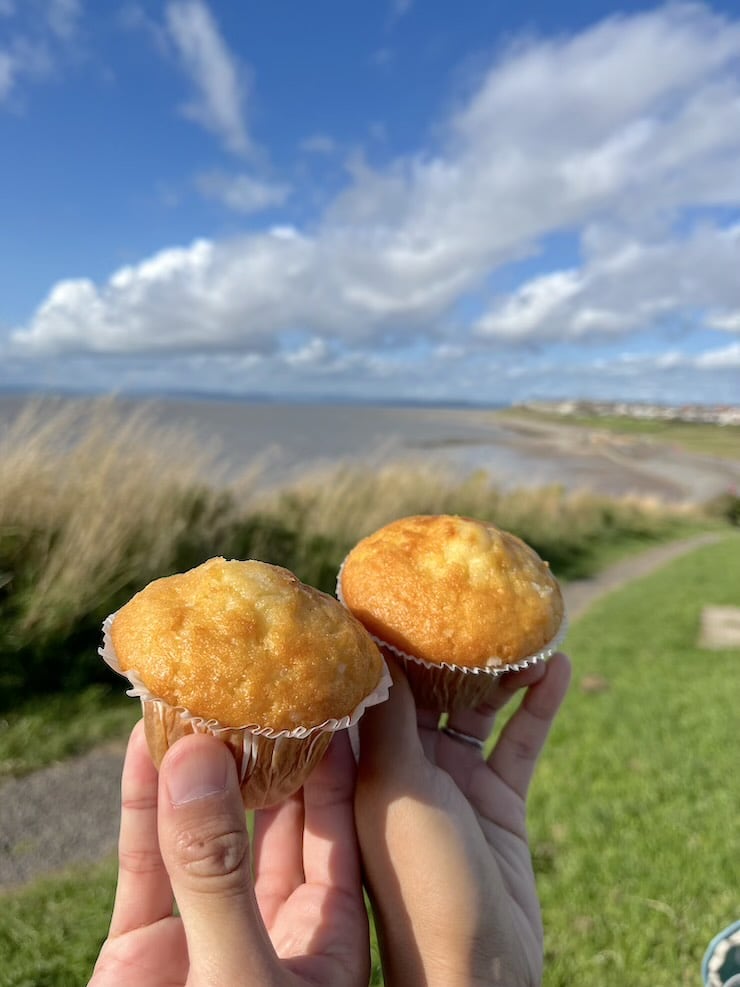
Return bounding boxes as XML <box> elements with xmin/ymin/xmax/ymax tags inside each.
<box><xmin>477</xmin><ymin>271</ymin><xmax>584</xmax><ymax>339</ymax></box>
<box><xmin>196</xmin><ymin>171</ymin><xmax>291</xmax><ymax>213</ymax></box>
<box><xmin>47</xmin><ymin>0</ymin><xmax>82</xmax><ymax>39</ymax></box>
<box><xmin>695</xmin><ymin>341</ymin><xmax>740</xmax><ymax>369</ymax></box>
<box><xmin>300</xmin><ymin>133</ymin><xmax>336</xmax><ymax>155</ymax></box>
<box><xmin>165</xmin><ymin>0</ymin><xmax>250</xmax><ymax>155</ymax></box>
<box><xmin>581</xmin><ymin>343</ymin><xmax>740</xmax><ymax>375</ymax></box>
<box><xmin>285</xmin><ymin>338</ymin><xmax>330</xmax><ymax>367</ymax></box>
<box><xmin>13</xmin><ymin>234</ymin><xmax>310</xmax><ymax>354</ymax></box>
<box><xmin>606</xmin><ymin>340</ymin><xmax>740</xmax><ymax>372</ymax></box>
<box><xmin>12</xmin><ymin>3</ymin><xmax>740</xmax><ymax>375</ymax></box>
<box><xmin>477</xmin><ymin>224</ymin><xmax>740</xmax><ymax>340</ymax></box>
<box><xmin>0</xmin><ymin>0</ymin><xmax>80</xmax><ymax>105</ymax></box>
<box><xmin>390</xmin><ymin>0</ymin><xmax>413</xmax><ymax>21</ymax></box>
<box><xmin>118</xmin><ymin>4</ymin><xmax>169</xmax><ymax>51</ymax></box>
<box><xmin>0</xmin><ymin>52</ymin><xmax>14</xmax><ymax>99</ymax></box>
<box><xmin>707</xmin><ymin>311</ymin><xmax>740</xmax><ymax>333</ymax></box>
<box><xmin>0</xmin><ymin>37</ymin><xmax>53</xmax><ymax>103</ymax></box>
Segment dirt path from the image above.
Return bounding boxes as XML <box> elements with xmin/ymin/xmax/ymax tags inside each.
<box><xmin>0</xmin><ymin>531</ymin><xmax>729</xmax><ymax>891</ymax></box>
<box><xmin>561</xmin><ymin>531</ymin><xmax>726</xmax><ymax>621</ymax></box>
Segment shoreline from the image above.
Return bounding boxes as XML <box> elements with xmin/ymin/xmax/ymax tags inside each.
<box><xmin>1</xmin><ymin>393</ymin><xmax>738</xmax><ymax>504</ymax></box>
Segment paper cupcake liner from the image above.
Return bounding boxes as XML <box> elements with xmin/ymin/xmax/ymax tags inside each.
<box><xmin>100</xmin><ymin>612</ymin><xmax>392</xmax><ymax>808</ymax></box>
<box><xmin>373</xmin><ymin>619</ymin><xmax>568</xmax><ymax>711</ymax></box>
<box><xmin>336</xmin><ymin>561</ymin><xmax>568</xmax><ymax>712</ymax></box>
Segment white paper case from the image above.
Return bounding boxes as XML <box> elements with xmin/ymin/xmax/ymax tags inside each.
<box><xmin>336</xmin><ymin>560</ymin><xmax>568</xmax><ymax>711</ymax></box>
<box><xmin>374</xmin><ymin>620</ymin><xmax>567</xmax><ymax>710</ymax></box>
<box><xmin>100</xmin><ymin>611</ymin><xmax>392</xmax><ymax>807</ymax></box>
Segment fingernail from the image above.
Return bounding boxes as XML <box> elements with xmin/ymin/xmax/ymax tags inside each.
<box><xmin>166</xmin><ymin>741</ymin><xmax>230</xmax><ymax>806</ymax></box>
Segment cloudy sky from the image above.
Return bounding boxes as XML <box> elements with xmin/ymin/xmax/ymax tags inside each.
<box><xmin>1</xmin><ymin>1</ymin><xmax>739</xmax><ymax>404</ymax></box>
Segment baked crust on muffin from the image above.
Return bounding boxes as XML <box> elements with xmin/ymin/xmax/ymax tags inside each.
<box><xmin>111</xmin><ymin>557</ymin><xmax>383</xmax><ymax>731</ymax></box>
<box><xmin>339</xmin><ymin>514</ymin><xmax>564</xmax><ymax>669</ymax></box>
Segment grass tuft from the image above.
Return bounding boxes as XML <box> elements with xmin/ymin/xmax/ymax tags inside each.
<box><xmin>0</xmin><ymin>398</ymin><xmax>230</xmax><ymax>638</ymax></box>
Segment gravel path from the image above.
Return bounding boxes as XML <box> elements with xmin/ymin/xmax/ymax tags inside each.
<box><xmin>0</xmin><ymin>531</ymin><xmax>728</xmax><ymax>891</ymax></box>
<box><xmin>0</xmin><ymin>742</ymin><xmax>126</xmax><ymax>889</ymax></box>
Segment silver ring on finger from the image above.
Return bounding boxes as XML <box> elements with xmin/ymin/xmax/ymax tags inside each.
<box><xmin>442</xmin><ymin>725</ymin><xmax>486</xmax><ymax>751</ymax></box>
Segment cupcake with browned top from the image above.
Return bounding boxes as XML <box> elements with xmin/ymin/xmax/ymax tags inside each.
<box><xmin>101</xmin><ymin>557</ymin><xmax>389</xmax><ymax>808</ymax></box>
<box><xmin>337</xmin><ymin>514</ymin><xmax>566</xmax><ymax>711</ymax></box>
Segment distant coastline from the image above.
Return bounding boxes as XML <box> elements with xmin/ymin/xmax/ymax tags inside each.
<box><xmin>519</xmin><ymin>398</ymin><xmax>740</xmax><ymax>427</ymax></box>
<box><xmin>0</xmin><ymin>385</ymin><xmax>508</xmax><ymax>412</ymax></box>
<box><xmin>1</xmin><ymin>391</ymin><xmax>738</xmax><ymax>503</ymax></box>
<box><xmin>2</xmin><ymin>384</ymin><xmax>737</xmax><ymax>415</ymax></box>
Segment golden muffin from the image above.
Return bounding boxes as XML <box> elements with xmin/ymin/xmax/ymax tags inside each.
<box><xmin>338</xmin><ymin>514</ymin><xmax>565</xmax><ymax>710</ymax></box>
<box><xmin>102</xmin><ymin>558</ymin><xmax>388</xmax><ymax>807</ymax></box>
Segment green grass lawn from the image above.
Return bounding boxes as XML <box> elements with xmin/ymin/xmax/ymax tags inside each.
<box><xmin>530</xmin><ymin>533</ymin><xmax>740</xmax><ymax>987</ymax></box>
<box><xmin>1</xmin><ymin>535</ymin><xmax>738</xmax><ymax>986</ymax></box>
<box><xmin>0</xmin><ymin>862</ymin><xmax>118</xmax><ymax>987</ymax></box>
<box><xmin>498</xmin><ymin>406</ymin><xmax>740</xmax><ymax>460</ymax></box>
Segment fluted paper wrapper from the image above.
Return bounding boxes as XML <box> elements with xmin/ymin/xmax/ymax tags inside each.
<box><xmin>100</xmin><ymin>613</ymin><xmax>391</xmax><ymax>809</ymax></box>
<box><xmin>371</xmin><ymin>626</ymin><xmax>567</xmax><ymax>711</ymax></box>
<box><xmin>337</xmin><ymin>563</ymin><xmax>567</xmax><ymax>712</ymax></box>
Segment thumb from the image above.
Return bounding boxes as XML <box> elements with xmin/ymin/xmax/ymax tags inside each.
<box><xmin>157</xmin><ymin>734</ymin><xmax>276</xmax><ymax>985</ymax></box>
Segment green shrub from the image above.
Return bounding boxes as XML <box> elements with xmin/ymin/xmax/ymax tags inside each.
<box><xmin>705</xmin><ymin>488</ymin><xmax>740</xmax><ymax>526</ymax></box>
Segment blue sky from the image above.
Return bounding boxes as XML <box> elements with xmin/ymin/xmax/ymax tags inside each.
<box><xmin>1</xmin><ymin>0</ymin><xmax>739</xmax><ymax>404</ymax></box>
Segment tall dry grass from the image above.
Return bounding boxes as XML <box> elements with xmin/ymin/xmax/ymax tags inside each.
<box><xmin>250</xmin><ymin>461</ymin><xmax>701</xmax><ymax>581</ymax></box>
<box><xmin>0</xmin><ymin>398</ymin><xmax>236</xmax><ymax>638</ymax></box>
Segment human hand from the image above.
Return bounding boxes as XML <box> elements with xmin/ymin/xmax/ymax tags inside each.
<box><xmin>89</xmin><ymin>721</ymin><xmax>370</xmax><ymax>987</ymax></box>
<box><xmin>355</xmin><ymin>652</ymin><xmax>571</xmax><ymax>987</ymax></box>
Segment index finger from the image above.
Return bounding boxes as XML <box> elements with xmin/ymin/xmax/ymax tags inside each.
<box><xmin>446</xmin><ymin>660</ymin><xmax>549</xmax><ymax>746</ymax></box>
<box><xmin>486</xmin><ymin>652</ymin><xmax>572</xmax><ymax>801</ymax></box>
<box><xmin>302</xmin><ymin>731</ymin><xmax>362</xmax><ymax>893</ymax></box>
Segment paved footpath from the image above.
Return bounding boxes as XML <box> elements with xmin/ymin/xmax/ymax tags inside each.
<box><xmin>0</xmin><ymin>531</ymin><xmax>729</xmax><ymax>891</ymax></box>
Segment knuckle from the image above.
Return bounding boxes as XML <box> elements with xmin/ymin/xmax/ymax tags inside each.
<box><xmin>504</xmin><ymin>733</ymin><xmax>538</xmax><ymax>762</ymax></box>
<box><xmin>121</xmin><ymin>793</ymin><xmax>158</xmax><ymax>813</ymax></box>
<box><xmin>118</xmin><ymin>847</ymin><xmax>164</xmax><ymax>876</ymax></box>
<box><xmin>174</xmin><ymin>820</ymin><xmax>249</xmax><ymax>885</ymax></box>
<box><xmin>305</xmin><ymin>773</ymin><xmax>350</xmax><ymax>810</ymax></box>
